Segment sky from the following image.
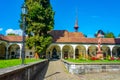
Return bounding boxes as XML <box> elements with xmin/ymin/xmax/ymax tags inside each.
<box><xmin>0</xmin><ymin>0</ymin><xmax>120</xmax><ymax>37</ymax></box>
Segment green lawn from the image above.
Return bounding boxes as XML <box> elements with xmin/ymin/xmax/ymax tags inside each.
<box><xmin>65</xmin><ymin>59</ymin><xmax>120</xmax><ymax>64</ymax></box>
<box><xmin>0</xmin><ymin>58</ymin><xmax>43</xmax><ymax>68</ymax></box>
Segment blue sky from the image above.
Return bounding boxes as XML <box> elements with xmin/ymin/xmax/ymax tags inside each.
<box><xmin>0</xmin><ymin>0</ymin><xmax>120</xmax><ymax>37</ymax></box>
<box><xmin>0</xmin><ymin>0</ymin><xmax>23</xmax><ymax>35</ymax></box>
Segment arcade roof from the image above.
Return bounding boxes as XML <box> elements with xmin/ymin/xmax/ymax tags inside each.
<box><xmin>0</xmin><ymin>30</ymin><xmax>120</xmax><ymax>44</ymax></box>
<box><xmin>0</xmin><ymin>35</ymin><xmax>22</xmax><ymax>42</ymax></box>
<box><xmin>49</xmin><ymin>30</ymin><xmax>120</xmax><ymax>44</ymax></box>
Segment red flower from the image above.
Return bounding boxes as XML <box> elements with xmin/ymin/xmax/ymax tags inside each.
<box><xmin>91</xmin><ymin>57</ymin><xmax>98</xmax><ymax>60</ymax></box>
<box><xmin>110</xmin><ymin>57</ymin><xmax>115</xmax><ymax>60</ymax></box>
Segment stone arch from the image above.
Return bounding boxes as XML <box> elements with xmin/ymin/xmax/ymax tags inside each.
<box><xmin>8</xmin><ymin>44</ymin><xmax>20</xmax><ymax>59</ymax></box>
<box><xmin>75</xmin><ymin>45</ymin><xmax>86</xmax><ymax>59</ymax></box>
<box><xmin>88</xmin><ymin>45</ymin><xmax>97</xmax><ymax>58</ymax></box>
<box><xmin>62</xmin><ymin>45</ymin><xmax>73</xmax><ymax>59</ymax></box>
<box><xmin>101</xmin><ymin>46</ymin><xmax>110</xmax><ymax>59</ymax></box>
<box><xmin>46</xmin><ymin>44</ymin><xmax>61</xmax><ymax>59</ymax></box>
<box><xmin>0</xmin><ymin>42</ymin><xmax>7</xmax><ymax>59</ymax></box>
<box><xmin>112</xmin><ymin>46</ymin><xmax>120</xmax><ymax>58</ymax></box>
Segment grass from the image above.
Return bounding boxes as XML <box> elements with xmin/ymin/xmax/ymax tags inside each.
<box><xmin>0</xmin><ymin>58</ymin><xmax>43</xmax><ymax>68</ymax></box>
<box><xmin>65</xmin><ymin>59</ymin><xmax>120</xmax><ymax>64</ymax></box>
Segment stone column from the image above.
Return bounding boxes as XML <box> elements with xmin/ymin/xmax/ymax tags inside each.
<box><xmin>50</xmin><ymin>51</ymin><xmax>52</xmax><ymax>59</ymax></box>
<box><xmin>110</xmin><ymin>46</ymin><xmax>113</xmax><ymax>57</ymax></box>
<box><xmin>85</xmin><ymin>45</ymin><xmax>89</xmax><ymax>59</ymax></box>
<box><xmin>6</xmin><ymin>46</ymin><xmax>9</xmax><ymax>59</ymax></box>
<box><xmin>59</xmin><ymin>45</ymin><xmax>64</xmax><ymax>59</ymax></box>
<box><xmin>19</xmin><ymin>49</ymin><xmax>22</xmax><ymax>59</ymax></box>
<box><xmin>72</xmin><ymin>45</ymin><xmax>76</xmax><ymax>59</ymax></box>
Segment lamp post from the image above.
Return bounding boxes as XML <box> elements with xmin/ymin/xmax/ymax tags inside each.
<box><xmin>21</xmin><ymin>1</ymin><xmax>27</xmax><ymax>65</ymax></box>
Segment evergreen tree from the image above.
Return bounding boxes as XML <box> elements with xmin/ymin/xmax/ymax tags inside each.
<box><xmin>20</xmin><ymin>0</ymin><xmax>54</xmax><ymax>55</ymax></box>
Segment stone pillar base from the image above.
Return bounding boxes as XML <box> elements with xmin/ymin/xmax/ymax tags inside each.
<box><xmin>96</xmin><ymin>51</ymin><xmax>103</xmax><ymax>59</ymax></box>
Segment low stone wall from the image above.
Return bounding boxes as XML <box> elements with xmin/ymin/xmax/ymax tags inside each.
<box><xmin>0</xmin><ymin>60</ymin><xmax>48</xmax><ymax>80</ymax></box>
<box><xmin>63</xmin><ymin>60</ymin><xmax>120</xmax><ymax>74</ymax></box>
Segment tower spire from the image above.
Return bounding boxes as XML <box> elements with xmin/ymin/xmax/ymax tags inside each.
<box><xmin>74</xmin><ymin>9</ymin><xmax>79</xmax><ymax>32</ymax></box>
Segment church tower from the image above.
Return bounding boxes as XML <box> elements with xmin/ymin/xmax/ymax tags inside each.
<box><xmin>74</xmin><ymin>10</ymin><xmax>79</xmax><ymax>32</ymax></box>
<box><xmin>74</xmin><ymin>18</ymin><xmax>79</xmax><ymax>32</ymax></box>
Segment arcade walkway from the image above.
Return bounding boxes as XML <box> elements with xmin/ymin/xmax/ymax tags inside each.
<box><xmin>36</xmin><ymin>60</ymin><xmax>80</xmax><ymax>80</ymax></box>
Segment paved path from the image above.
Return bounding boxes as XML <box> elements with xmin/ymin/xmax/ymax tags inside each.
<box><xmin>78</xmin><ymin>71</ymin><xmax>120</xmax><ymax>80</ymax></box>
<box><xmin>36</xmin><ymin>60</ymin><xmax>120</xmax><ymax>80</ymax></box>
<box><xmin>36</xmin><ymin>60</ymin><xmax>80</xmax><ymax>80</ymax></box>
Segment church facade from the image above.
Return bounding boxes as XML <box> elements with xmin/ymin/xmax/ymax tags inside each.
<box><xmin>0</xmin><ymin>30</ymin><xmax>120</xmax><ymax>59</ymax></box>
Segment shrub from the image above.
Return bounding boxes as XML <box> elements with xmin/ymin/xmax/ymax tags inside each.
<box><xmin>106</xmin><ymin>55</ymin><xmax>111</xmax><ymax>60</ymax></box>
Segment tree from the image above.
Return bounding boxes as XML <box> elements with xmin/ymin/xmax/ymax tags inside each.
<box><xmin>7</xmin><ymin>33</ymin><xmax>19</xmax><ymax>36</ymax></box>
<box><xmin>94</xmin><ymin>33</ymin><xmax>97</xmax><ymax>38</ymax></box>
<box><xmin>104</xmin><ymin>32</ymin><xmax>115</xmax><ymax>38</ymax></box>
<box><xmin>20</xmin><ymin>0</ymin><xmax>54</xmax><ymax>55</ymax></box>
<box><xmin>84</xmin><ymin>34</ymin><xmax>87</xmax><ymax>37</ymax></box>
<box><xmin>118</xmin><ymin>34</ymin><xmax>120</xmax><ymax>38</ymax></box>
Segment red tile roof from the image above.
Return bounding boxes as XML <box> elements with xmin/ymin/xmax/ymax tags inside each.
<box><xmin>0</xmin><ymin>30</ymin><xmax>120</xmax><ymax>44</ymax></box>
<box><xmin>0</xmin><ymin>35</ymin><xmax>22</xmax><ymax>42</ymax></box>
<box><xmin>49</xmin><ymin>30</ymin><xmax>120</xmax><ymax>44</ymax></box>
<box><xmin>0</xmin><ymin>35</ymin><xmax>5</xmax><ymax>40</ymax></box>
<box><xmin>4</xmin><ymin>36</ymin><xmax>22</xmax><ymax>42</ymax></box>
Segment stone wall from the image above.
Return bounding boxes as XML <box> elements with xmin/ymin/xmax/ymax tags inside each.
<box><xmin>63</xmin><ymin>60</ymin><xmax>120</xmax><ymax>74</ymax></box>
<box><xmin>0</xmin><ymin>60</ymin><xmax>48</xmax><ymax>80</ymax></box>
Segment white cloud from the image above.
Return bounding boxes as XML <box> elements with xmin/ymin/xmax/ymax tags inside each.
<box><xmin>6</xmin><ymin>29</ymin><xmax>22</xmax><ymax>36</ymax></box>
<box><xmin>0</xmin><ymin>28</ymin><xmax>3</xmax><ymax>31</ymax></box>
